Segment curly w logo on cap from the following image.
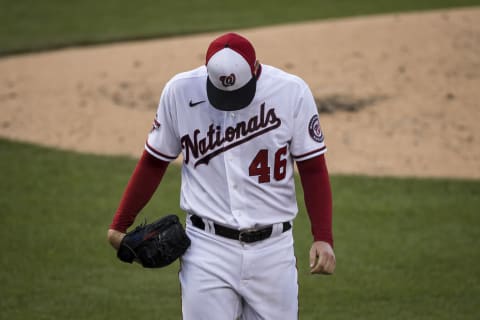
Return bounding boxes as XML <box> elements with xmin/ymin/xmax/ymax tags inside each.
<box><xmin>220</xmin><ymin>73</ymin><xmax>236</xmax><ymax>87</ymax></box>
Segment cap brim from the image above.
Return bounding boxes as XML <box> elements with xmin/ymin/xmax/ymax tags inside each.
<box><xmin>207</xmin><ymin>76</ymin><xmax>256</xmax><ymax>111</ymax></box>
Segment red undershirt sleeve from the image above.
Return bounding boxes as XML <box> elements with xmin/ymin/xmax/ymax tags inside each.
<box><xmin>109</xmin><ymin>150</ymin><xmax>169</xmax><ymax>233</ymax></box>
<box><xmin>296</xmin><ymin>154</ymin><xmax>334</xmax><ymax>247</ymax></box>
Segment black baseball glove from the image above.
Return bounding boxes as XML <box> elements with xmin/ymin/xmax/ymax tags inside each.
<box><xmin>117</xmin><ymin>214</ymin><xmax>191</xmax><ymax>268</ymax></box>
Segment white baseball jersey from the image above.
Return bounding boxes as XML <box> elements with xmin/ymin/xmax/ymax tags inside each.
<box><xmin>146</xmin><ymin>64</ymin><xmax>326</xmax><ymax>229</ymax></box>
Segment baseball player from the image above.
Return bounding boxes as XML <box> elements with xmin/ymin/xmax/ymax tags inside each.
<box><xmin>108</xmin><ymin>32</ymin><xmax>335</xmax><ymax>319</ymax></box>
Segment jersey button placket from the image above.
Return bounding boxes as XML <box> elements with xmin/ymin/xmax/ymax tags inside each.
<box><xmin>226</xmin><ymin>153</ymin><xmax>242</xmax><ymax>221</ymax></box>
<box><xmin>223</xmin><ymin>113</ymin><xmax>242</xmax><ymax>223</ymax></box>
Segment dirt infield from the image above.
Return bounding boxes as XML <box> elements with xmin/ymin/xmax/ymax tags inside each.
<box><xmin>1</xmin><ymin>7</ymin><xmax>479</xmax><ymax>179</ymax></box>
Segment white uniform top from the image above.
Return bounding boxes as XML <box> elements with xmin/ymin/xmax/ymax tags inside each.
<box><xmin>146</xmin><ymin>64</ymin><xmax>326</xmax><ymax>229</ymax></box>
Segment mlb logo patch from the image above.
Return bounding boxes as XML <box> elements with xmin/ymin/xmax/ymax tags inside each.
<box><xmin>308</xmin><ymin>115</ymin><xmax>324</xmax><ymax>143</ymax></box>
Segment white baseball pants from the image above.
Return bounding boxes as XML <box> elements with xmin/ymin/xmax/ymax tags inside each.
<box><xmin>179</xmin><ymin>222</ymin><xmax>298</xmax><ymax>320</ymax></box>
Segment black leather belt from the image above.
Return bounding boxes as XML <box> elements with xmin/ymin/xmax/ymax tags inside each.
<box><xmin>190</xmin><ymin>215</ymin><xmax>291</xmax><ymax>243</ymax></box>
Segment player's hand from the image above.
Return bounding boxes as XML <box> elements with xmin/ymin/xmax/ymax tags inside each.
<box><xmin>309</xmin><ymin>241</ymin><xmax>336</xmax><ymax>275</ymax></box>
<box><xmin>107</xmin><ymin>229</ymin><xmax>126</xmax><ymax>250</ymax></box>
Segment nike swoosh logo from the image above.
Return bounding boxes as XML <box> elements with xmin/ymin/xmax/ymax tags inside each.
<box><xmin>189</xmin><ymin>100</ymin><xmax>206</xmax><ymax>107</ymax></box>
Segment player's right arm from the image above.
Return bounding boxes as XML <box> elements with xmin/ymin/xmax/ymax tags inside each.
<box><xmin>107</xmin><ymin>229</ymin><xmax>125</xmax><ymax>250</ymax></box>
<box><xmin>107</xmin><ymin>150</ymin><xmax>170</xmax><ymax>249</ymax></box>
<box><xmin>108</xmin><ymin>78</ymin><xmax>180</xmax><ymax>250</ymax></box>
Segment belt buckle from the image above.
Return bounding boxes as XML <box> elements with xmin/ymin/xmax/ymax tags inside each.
<box><xmin>239</xmin><ymin>227</ymin><xmax>272</xmax><ymax>243</ymax></box>
<box><xmin>238</xmin><ymin>229</ymin><xmax>255</xmax><ymax>243</ymax></box>
<box><xmin>239</xmin><ymin>228</ymin><xmax>257</xmax><ymax>243</ymax></box>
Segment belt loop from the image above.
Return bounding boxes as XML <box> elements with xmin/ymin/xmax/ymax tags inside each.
<box><xmin>190</xmin><ymin>214</ymin><xmax>216</xmax><ymax>235</ymax></box>
<box><xmin>205</xmin><ymin>219</ymin><xmax>215</xmax><ymax>234</ymax></box>
<box><xmin>270</xmin><ymin>222</ymin><xmax>283</xmax><ymax>238</ymax></box>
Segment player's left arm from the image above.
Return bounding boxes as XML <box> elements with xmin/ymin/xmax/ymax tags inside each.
<box><xmin>296</xmin><ymin>154</ymin><xmax>336</xmax><ymax>275</ymax></box>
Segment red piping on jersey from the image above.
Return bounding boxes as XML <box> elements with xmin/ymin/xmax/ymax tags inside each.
<box><xmin>110</xmin><ymin>150</ymin><xmax>169</xmax><ymax>232</ymax></box>
<box><xmin>145</xmin><ymin>141</ymin><xmax>177</xmax><ymax>160</ymax></box>
<box><xmin>292</xmin><ymin>146</ymin><xmax>327</xmax><ymax>160</ymax></box>
<box><xmin>296</xmin><ymin>154</ymin><xmax>334</xmax><ymax>247</ymax></box>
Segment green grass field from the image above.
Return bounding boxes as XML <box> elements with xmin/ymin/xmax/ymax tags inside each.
<box><xmin>1</xmin><ymin>0</ymin><xmax>480</xmax><ymax>55</ymax></box>
<box><xmin>1</xmin><ymin>138</ymin><xmax>479</xmax><ymax>319</ymax></box>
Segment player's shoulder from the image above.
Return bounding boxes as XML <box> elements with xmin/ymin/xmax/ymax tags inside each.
<box><xmin>261</xmin><ymin>64</ymin><xmax>309</xmax><ymax>89</ymax></box>
<box><xmin>165</xmin><ymin>66</ymin><xmax>207</xmax><ymax>89</ymax></box>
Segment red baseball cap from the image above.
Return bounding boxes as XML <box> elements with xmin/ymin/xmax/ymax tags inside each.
<box><xmin>206</xmin><ymin>33</ymin><xmax>260</xmax><ymax>110</ymax></box>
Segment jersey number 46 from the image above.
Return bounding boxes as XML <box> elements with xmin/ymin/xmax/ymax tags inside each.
<box><xmin>248</xmin><ymin>146</ymin><xmax>288</xmax><ymax>184</ymax></box>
